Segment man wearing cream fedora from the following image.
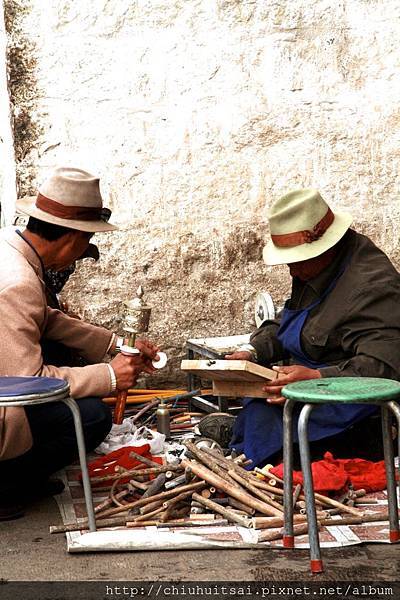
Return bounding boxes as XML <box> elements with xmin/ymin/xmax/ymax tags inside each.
<box><xmin>0</xmin><ymin>166</ymin><xmax>158</xmax><ymax>520</ymax></box>
<box><xmin>222</xmin><ymin>188</ymin><xmax>400</xmax><ymax>468</ymax></box>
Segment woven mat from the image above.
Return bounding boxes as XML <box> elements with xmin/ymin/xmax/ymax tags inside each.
<box><xmin>55</xmin><ymin>462</ymin><xmax>396</xmax><ymax>553</ymax></box>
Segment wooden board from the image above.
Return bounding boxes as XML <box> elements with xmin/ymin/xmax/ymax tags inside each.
<box><xmin>212</xmin><ymin>381</ymin><xmax>272</xmax><ymax>399</ymax></box>
<box><xmin>181</xmin><ymin>359</ymin><xmax>277</xmax><ymax>398</ymax></box>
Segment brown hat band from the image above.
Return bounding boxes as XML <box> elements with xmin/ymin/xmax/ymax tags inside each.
<box><xmin>36</xmin><ymin>193</ymin><xmax>102</xmax><ymax>221</ymax></box>
<box><xmin>271</xmin><ymin>208</ymin><xmax>334</xmax><ymax>248</ymax></box>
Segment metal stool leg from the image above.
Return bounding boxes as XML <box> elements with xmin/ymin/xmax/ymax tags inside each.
<box><xmin>387</xmin><ymin>400</ymin><xmax>400</xmax><ymax>508</ymax></box>
<box><xmin>381</xmin><ymin>404</ymin><xmax>400</xmax><ymax>543</ymax></box>
<box><xmin>388</xmin><ymin>400</ymin><xmax>400</xmax><ymax>473</ymax></box>
<box><xmin>62</xmin><ymin>397</ymin><xmax>96</xmax><ymax>532</ymax></box>
<box><xmin>298</xmin><ymin>403</ymin><xmax>323</xmax><ymax>574</ymax></box>
<box><xmin>283</xmin><ymin>399</ymin><xmax>295</xmax><ymax>548</ymax></box>
<box><xmin>388</xmin><ymin>400</ymin><xmax>400</xmax><ymax>539</ymax></box>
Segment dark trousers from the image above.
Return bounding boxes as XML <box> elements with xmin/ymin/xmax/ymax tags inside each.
<box><xmin>231</xmin><ymin>398</ymin><xmax>386</xmax><ymax>470</ymax></box>
<box><xmin>0</xmin><ymin>397</ymin><xmax>112</xmax><ymax>501</ymax></box>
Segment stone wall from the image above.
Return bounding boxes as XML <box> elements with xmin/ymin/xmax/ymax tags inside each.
<box><xmin>0</xmin><ymin>2</ymin><xmax>16</xmax><ymax>225</ymax></box>
<box><xmin>2</xmin><ymin>0</ymin><xmax>400</xmax><ymax>385</ymax></box>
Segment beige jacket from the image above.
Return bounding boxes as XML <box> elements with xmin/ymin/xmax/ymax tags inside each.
<box><xmin>0</xmin><ymin>228</ymin><xmax>114</xmax><ymax>460</ymax></box>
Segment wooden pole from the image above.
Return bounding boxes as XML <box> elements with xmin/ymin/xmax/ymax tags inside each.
<box><xmin>192</xmin><ymin>493</ymin><xmax>251</xmax><ymax>528</ymax></box>
<box><xmin>184</xmin><ymin>441</ymin><xmax>242</xmax><ymax>488</ymax></box>
<box><xmin>88</xmin><ymin>480</ymin><xmax>206</xmax><ymax>520</ymax></box>
<box><xmin>89</xmin><ymin>464</ymin><xmax>182</xmax><ymax>484</ymax></box>
<box><xmin>253</xmin><ymin>468</ymin><xmax>363</xmax><ymax>517</ymax></box>
<box><xmin>128</xmin><ymin>450</ymin><xmax>163</xmax><ymax>468</ymax></box>
<box><xmin>130</xmin><ymin>399</ymin><xmax>160</xmax><ymax>423</ymax></box>
<box><xmin>258</xmin><ymin>522</ymin><xmax>317</xmax><ymax>543</ymax></box>
<box><xmin>126</xmin><ymin>518</ymin><xmax>229</xmax><ymax>528</ymax></box>
<box><xmin>94</xmin><ymin>489</ymin><xmax>130</xmax><ymax>514</ymax></box>
<box><xmin>227</xmin><ymin>498</ymin><xmax>255</xmax><ymax>516</ymax></box>
<box><xmin>252</xmin><ymin>514</ymin><xmax>308</xmax><ymax>529</ymax></box>
<box><xmin>182</xmin><ymin>459</ymin><xmax>282</xmax><ymax>517</ymax></box>
<box><xmin>160</xmin><ymin>489</ymin><xmax>202</xmax><ymax>523</ymax></box>
<box><xmin>228</xmin><ymin>470</ymin><xmax>284</xmax><ymax>513</ymax></box>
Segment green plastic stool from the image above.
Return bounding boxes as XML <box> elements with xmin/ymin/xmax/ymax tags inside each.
<box><xmin>282</xmin><ymin>377</ymin><xmax>400</xmax><ymax>574</ymax></box>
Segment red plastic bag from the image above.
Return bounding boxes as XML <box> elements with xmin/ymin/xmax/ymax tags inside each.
<box><xmin>79</xmin><ymin>444</ymin><xmax>162</xmax><ymax>486</ymax></box>
<box><xmin>326</xmin><ymin>453</ymin><xmax>388</xmax><ymax>493</ymax></box>
<box><xmin>271</xmin><ymin>452</ymin><xmax>389</xmax><ymax>494</ymax></box>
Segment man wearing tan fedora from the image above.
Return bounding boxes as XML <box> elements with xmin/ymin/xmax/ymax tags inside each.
<box><xmin>214</xmin><ymin>189</ymin><xmax>400</xmax><ymax>468</ymax></box>
<box><xmin>0</xmin><ymin>167</ymin><xmax>158</xmax><ymax>520</ymax></box>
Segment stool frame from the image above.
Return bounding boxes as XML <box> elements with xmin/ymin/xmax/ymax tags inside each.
<box><xmin>283</xmin><ymin>397</ymin><xmax>400</xmax><ymax>574</ymax></box>
<box><xmin>0</xmin><ymin>385</ymin><xmax>96</xmax><ymax>532</ymax></box>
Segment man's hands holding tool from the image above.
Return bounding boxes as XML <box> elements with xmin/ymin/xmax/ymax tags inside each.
<box><xmin>263</xmin><ymin>365</ymin><xmax>321</xmax><ymax>404</ymax></box>
<box><xmin>135</xmin><ymin>338</ymin><xmax>160</xmax><ymax>364</ymax></box>
<box><xmin>110</xmin><ymin>338</ymin><xmax>160</xmax><ymax>390</ymax></box>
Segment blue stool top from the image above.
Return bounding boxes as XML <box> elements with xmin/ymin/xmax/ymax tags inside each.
<box><xmin>282</xmin><ymin>377</ymin><xmax>400</xmax><ymax>404</ymax></box>
<box><xmin>0</xmin><ymin>376</ymin><xmax>68</xmax><ymax>397</ymax></box>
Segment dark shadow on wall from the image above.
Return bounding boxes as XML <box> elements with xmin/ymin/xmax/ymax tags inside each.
<box><xmin>4</xmin><ymin>0</ymin><xmax>44</xmax><ymax>197</ymax></box>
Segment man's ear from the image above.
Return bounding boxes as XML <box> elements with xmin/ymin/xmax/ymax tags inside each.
<box><xmin>79</xmin><ymin>243</ymin><xmax>99</xmax><ymax>261</ymax></box>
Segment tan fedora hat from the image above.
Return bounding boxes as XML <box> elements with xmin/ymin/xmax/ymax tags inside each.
<box><xmin>16</xmin><ymin>167</ymin><xmax>118</xmax><ymax>233</ymax></box>
<box><xmin>263</xmin><ymin>189</ymin><xmax>352</xmax><ymax>266</ymax></box>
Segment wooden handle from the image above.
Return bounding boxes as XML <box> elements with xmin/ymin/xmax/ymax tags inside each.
<box><xmin>114</xmin><ymin>390</ymin><xmax>128</xmax><ymax>424</ymax></box>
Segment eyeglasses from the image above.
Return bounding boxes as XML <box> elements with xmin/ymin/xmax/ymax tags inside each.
<box><xmin>100</xmin><ymin>208</ymin><xmax>112</xmax><ymax>222</ymax></box>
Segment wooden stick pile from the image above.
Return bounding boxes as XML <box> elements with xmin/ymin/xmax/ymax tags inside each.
<box><xmin>102</xmin><ymin>388</ymin><xmax>212</xmax><ymax>406</ymax></box>
<box><xmin>51</xmin><ymin>441</ymin><xmax>389</xmax><ymax>542</ymax></box>
<box><xmin>102</xmin><ymin>389</ymin><xmax>207</xmax><ymax>436</ymax></box>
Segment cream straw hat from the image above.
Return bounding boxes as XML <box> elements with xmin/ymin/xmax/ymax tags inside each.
<box><xmin>16</xmin><ymin>167</ymin><xmax>118</xmax><ymax>233</ymax></box>
<box><xmin>263</xmin><ymin>189</ymin><xmax>352</xmax><ymax>265</ymax></box>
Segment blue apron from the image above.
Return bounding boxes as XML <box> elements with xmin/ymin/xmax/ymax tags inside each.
<box><xmin>230</xmin><ymin>264</ymin><xmax>377</xmax><ymax>467</ymax></box>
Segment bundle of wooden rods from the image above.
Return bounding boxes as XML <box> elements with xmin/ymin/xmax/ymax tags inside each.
<box><xmin>102</xmin><ymin>388</ymin><xmax>210</xmax><ymax>436</ymax></box>
<box><xmin>102</xmin><ymin>388</ymin><xmax>212</xmax><ymax>406</ymax></box>
<box><xmin>51</xmin><ymin>440</ymin><xmax>390</xmax><ymax>541</ymax></box>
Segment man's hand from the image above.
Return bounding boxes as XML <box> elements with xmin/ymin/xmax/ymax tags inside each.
<box><xmin>110</xmin><ymin>338</ymin><xmax>160</xmax><ymax>390</ymax></box>
<box><xmin>135</xmin><ymin>338</ymin><xmax>160</xmax><ymax>364</ymax></box>
<box><xmin>263</xmin><ymin>365</ymin><xmax>321</xmax><ymax>405</ymax></box>
<box><xmin>110</xmin><ymin>352</ymin><xmax>156</xmax><ymax>391</ymax></box>
<box><xmin>225</xmin><ymin>351</ymin><xmax>254</xmax><ymax>362</ymax></box>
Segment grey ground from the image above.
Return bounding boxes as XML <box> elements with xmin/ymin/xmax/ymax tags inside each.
<box><xmin>1</xmin><ymin>494</ymin><xmax>399</xmax><ymax>584</ymax></box>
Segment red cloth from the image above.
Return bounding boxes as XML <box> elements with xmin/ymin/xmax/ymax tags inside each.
<box><xmin>80</xmin><ymin>445</ymin><xmax>162</xmax><ymax>486</ymax></box>
<box><xmin>271</xmin><ymin>452</ymin><xmax>389</xmax><ymax>495</ymax></box>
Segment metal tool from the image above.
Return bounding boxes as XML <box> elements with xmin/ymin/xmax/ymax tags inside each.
<box><xmin>254</xmin><ymin>292</ymin><xmax>275</xmax><ymax>328</ymax></box>
<box><xmin>156</xmin><ymin>399</ymin><xmax>171</xmax><ymax>438</ymax></box>
<box><xmin>113</xmin><ymin>285</ymin><xmax>167</xmax><ymax>424</ymax></box>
